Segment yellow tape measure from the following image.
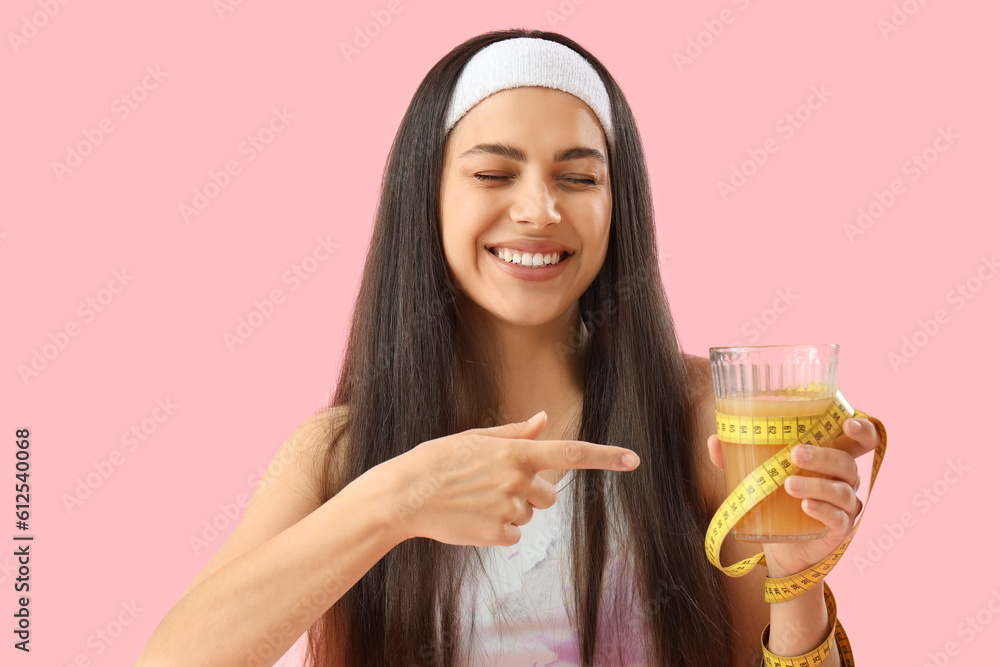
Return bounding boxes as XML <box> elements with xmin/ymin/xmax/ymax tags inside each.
<box><xmin>703</xmin><ymin>389</ymin><xmax>888</xmax><ymax>666</ymax></box>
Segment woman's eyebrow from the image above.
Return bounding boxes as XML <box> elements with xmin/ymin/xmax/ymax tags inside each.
<box><xmin>458</xmin><ymin>142</ymin><xmax>606</xmax><ymax>164</ymax></box>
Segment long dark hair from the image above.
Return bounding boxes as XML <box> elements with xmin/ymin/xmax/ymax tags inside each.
<box><xmin>306</xmin><ymin>28</ymin><xmax>735</xmax><ymax>666</ymax></box>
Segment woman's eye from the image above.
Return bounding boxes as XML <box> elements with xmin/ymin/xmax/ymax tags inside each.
<box><xmin>472</xmin><ymin>174</ymin><xmax>598</xmax><ymax>186</ymax></box>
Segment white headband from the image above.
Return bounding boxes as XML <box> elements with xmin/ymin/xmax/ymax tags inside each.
<box><xmin>443</xmin><ymin>37</ymin><xmax>614</xmax><ymax>149</ymax></box>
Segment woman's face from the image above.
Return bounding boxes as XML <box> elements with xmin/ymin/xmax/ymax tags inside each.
<box><xmin>439</xmin><ymin>86</ymin><xmax>612</xmax><ymax>329</ymax></box>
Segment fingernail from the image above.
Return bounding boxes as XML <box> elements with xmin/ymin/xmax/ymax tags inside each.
<box><xmin>621</xmin><ymin>452</ymin><xmax>639</xmax><ymax>468</ymax></box>
<box><xmin>847</xmin><ymin>418</ymin><xmax>862</xmax><ymax>435</ymax></box>
<box><xmin>792</xmin><ymin>445</ymin><xmax>811</xmax><ymax>463</ymax></box>
<box><xmin>529</xmin><ymin>411</ymin><xmax>546</xmax><ymax>423</ymax></box>
<box><xmin>785</xmin><ymin>476</ymin><xmax>804</xmax><ymax>492</ymax></box>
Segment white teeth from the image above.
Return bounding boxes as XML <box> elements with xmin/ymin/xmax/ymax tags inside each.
<box><xmin>492</xmin><ymin>248</ymin><xmax>566</xmax><ymax>268</ymax></box>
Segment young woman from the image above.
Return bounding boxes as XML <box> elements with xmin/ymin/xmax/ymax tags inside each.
<box><xmin>137</xmin><ymin>29</ymin><xmax>880</xmax><ymax>667</ymax></box>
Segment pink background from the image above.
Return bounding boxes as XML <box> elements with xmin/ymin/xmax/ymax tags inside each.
<box><xmin>3</xmin><ymin>0</ymin><xmax>998</xmax><ymax>664</ymax></box>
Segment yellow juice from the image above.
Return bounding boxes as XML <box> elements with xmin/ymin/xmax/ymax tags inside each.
<box><xmin>715</xmin><ymin>395</ymin><xmax>831</xmax><ymax>542</ymax></box>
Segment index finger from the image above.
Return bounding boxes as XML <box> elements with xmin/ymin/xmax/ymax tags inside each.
<box><xmin>523</xmin><ymin>439</ymin><xmax>640</xmax><ymax>472</ymax></box>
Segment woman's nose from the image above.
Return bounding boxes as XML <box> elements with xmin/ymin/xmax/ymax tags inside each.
<box><xmin>508</xmin><ymin>175</ymin><xmax>560</xmax><ymax>228</ymax></box>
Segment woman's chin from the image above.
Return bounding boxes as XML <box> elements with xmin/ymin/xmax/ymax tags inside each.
<box><xmin>485</xmin><ymin>303</ymin><xmax>572</xmax><ymax>329</ymax></box>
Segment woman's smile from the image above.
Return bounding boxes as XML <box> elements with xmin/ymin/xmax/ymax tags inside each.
<box><xmin>485</xmin><ymin>245</ymin><xmax>574</xmax><ymax>282</ymax></box>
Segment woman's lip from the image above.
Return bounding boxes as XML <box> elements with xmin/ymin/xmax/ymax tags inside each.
<box><xmin>486</xmin><ymin>247</ymin><xmax>572</xmax><ymax>282</ymax></box>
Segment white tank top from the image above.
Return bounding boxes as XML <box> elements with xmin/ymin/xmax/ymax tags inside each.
<box><xmin>458</xmin><ymin>471</ymin><xmax>649</xmax><ymax>666</ymax></box>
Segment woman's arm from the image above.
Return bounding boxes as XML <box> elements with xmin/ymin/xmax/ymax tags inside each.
<box><xmin>136</xmin><ymin>403</ymin><xmax>644</xmax><ymax>666</ymax></box>
<box><xmin>687</xmin><ymin>355</ymin><xmax>842</xmax><ymax>667</ymax></box>
<box><xmin>135</xmin><ymin>408</ymin><xmax>406</xmax><ymax>667</ymax></box>
<box><xmin>718</xmin><ymin>528</ymin><xmax>841</xmax><ymax>666</ymax></box>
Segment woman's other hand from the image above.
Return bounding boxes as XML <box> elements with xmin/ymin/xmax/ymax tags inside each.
<box><xmin>706</xmin><ymin>416</ymin><xmax>881</xmax><ymax>577</ymax></box>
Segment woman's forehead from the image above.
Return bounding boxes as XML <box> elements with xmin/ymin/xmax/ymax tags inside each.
<box><xmin>446</xmin><ymin>87</ymin><xmax>607</xmax><ymax>157</ymax></box>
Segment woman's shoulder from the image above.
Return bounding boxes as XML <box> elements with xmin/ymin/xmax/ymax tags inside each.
<box><xmin>294</xmin><ymin>404</ymin><xmax>350</xmax><ymax>486</ymax></box>
<box><xmin>289</xmin><ymin>404</ymin><xmax>349</xmax><ymax>454</ymax></box>
<box><xmin>261</xmin><ymin>404</ymin><xmax>351</xmax><ymax>509</ymax></box>
<box><xmin>682</xmin><ymin>353</ymin><xmax>712</xmax><ymax>394</ymax></box>
<box><xmin>682</xmin><ymin>353</ymin><xmax>715</xmax><ymax>420</ymax></box>
<box><xmin>307</xmin><ymin>404</ymin><xmax>350</xmax><ymax>431</ymax></box>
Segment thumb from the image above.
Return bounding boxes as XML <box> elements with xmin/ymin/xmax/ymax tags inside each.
<box><xmin>482</xmin><ymin>410</ymin><xmax>547</xmax><ymax>439</ymax></box>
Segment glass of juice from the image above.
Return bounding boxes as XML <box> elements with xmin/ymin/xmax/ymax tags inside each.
<box><xmin>708</xmin><ymin>344</ymin><xmax>839</xmax><ymax>542</ymax></box>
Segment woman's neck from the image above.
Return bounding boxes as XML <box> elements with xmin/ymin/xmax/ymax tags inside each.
<box><xmin>463</xmin><ymin>298</ymin><xmax>588</xmax><ymax>432</ymax></box>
